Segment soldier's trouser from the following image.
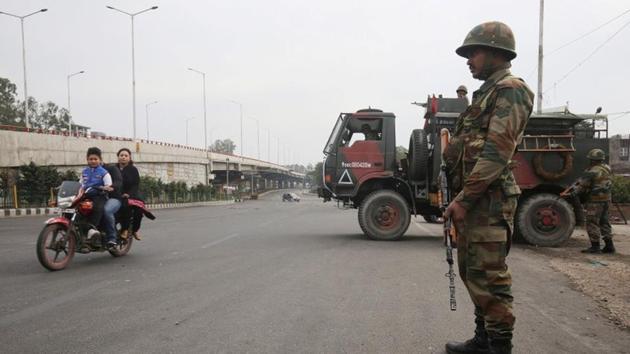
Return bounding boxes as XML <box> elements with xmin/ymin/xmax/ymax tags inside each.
<box><xmin>457</xmin><ymin>190</ymin><xmax>515</xmax><ymax>340</ymax></box>
<box><xmin>585</xmin><ymin>202</ymin><xmax>612</xmax><ymax>243</ymax></box>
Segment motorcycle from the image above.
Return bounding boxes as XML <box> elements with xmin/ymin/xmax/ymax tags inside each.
<box><xmin>36</xmin><ymin>180</ymin><xmax>155</xmax><ymax>271</ymax></box>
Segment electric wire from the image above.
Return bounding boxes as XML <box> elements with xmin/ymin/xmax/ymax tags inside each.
<box><xmin>525</xmin><ymin>8</ymin><xmax>630</xmax><ymax>81</ymax></box>
<box><xmin>543</xmin><ymin>18</ymin><xmax>630</xmax><ymax>95</ymax></box>
<box><xmin>547</xmin><ymin>8</ymin><xmax>630</xmax><ymax>56</ymax></box>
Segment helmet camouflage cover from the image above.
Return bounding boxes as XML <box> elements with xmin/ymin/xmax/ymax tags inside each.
<box><xmin>456</xmin><ymin>21</ymin><xmax>517</xmax><ymax>60</ymax></box>
<box><xmin>587</xmin><ymin>148</ymin><xmax>605</xmax><ymax>161</ymax></box>
<box><xmin>457</xmin><ymin>85</ymin><xmax>468</xmax><ymax>94</ymax></box>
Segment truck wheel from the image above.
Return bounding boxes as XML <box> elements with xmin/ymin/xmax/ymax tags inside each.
<box><xmin>358</xmin><ymin>190</ymin><xmax>411</xmax><ymax>241</ymax></box>
<box><xmin>515</xmin><ymin>193</ymin><xmax>575</xmax><ymax>247</ymax></box>
<box><xmin>408</xmin><ymin>129</ymin><xmax>428</xmax><ymax>183</ymax></box>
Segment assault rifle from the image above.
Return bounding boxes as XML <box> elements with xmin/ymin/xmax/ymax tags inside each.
<box><xmin>439</xmin><ymin>128</ymin><xmax>457</xmax><ymax>311</ymax></box>
<box><xmin>559</xmin><ymin>181</ymin><xmax>581</xmax><ymax>198</ymax></box>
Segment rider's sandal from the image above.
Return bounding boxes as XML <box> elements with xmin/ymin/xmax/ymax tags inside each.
<box><xmin>120</xmin><ymin>230</ymin><xmax>129</xmax><ymax>240</ymax></box>
<box><xmin>133</xmin><ymin>232</ymin><xmax>142</xmax><ymax>241</ymax></box>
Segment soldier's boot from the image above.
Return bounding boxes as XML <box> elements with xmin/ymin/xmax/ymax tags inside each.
<box><xmin>445</xmin><ymin>320</ymin><xmax>489</xmax><ymax>354</ymax></box>
<box><xmin>602</xmin><ymin>239</ymin><xmax>616</xmax><ymax>254</ymax></box>
<box><xmin>488</xmin><ymin>338</ymin><xmax>512</xmax><ymax>354</ymax></box>
<box><xmin>581</xmin><ymin>242</ymin><xmax>601</xmax><ymax>254</ymax></box>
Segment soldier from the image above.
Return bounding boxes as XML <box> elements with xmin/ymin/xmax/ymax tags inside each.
<box><xmin>457</xmin><ymin>85</ymin><xmax>468</xmax><ymax>99</ymax></box>
<box><xmin>443</xmin><ymin>21</ymin><xmax>534</xmax><ymax>354</ymax></box>
<box><xmin>566</xmin><ymin>148</ymin><xmax>614</xmax><ymax>254</ymax></box>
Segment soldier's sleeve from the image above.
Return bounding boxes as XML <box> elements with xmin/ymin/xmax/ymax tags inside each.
<box><xmin>454</xmin><ymin>84</ymin><xmax>533</xmax><ymax>210</ymax></box>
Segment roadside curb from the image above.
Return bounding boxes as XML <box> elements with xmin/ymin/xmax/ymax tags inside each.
<box><xmin>0</xmin><ymin>200</ymin><xmax>235</xmax><ymax>218</ymax></box>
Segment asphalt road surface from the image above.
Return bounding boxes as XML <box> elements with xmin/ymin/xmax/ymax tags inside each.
<box><xmin>1</xmin><ymin>191</ymin><xmax>629</xmax><ymax>353</ymax></box>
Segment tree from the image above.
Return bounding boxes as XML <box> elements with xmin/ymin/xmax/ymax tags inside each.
<box><xmin>26</xmin><ymin>100</ymin><xmax>72</xmax><ymax>131</ymax></box>
<box><xmin>396</xmin><ymin>146</ymin><xmax>408</xmax><ymax>162</ymax></box>
<box><xmin>0</xmin><ymin>77</ymin><xmax>20</xmax><ymax>126</ymax></box>
<box><xmin>210</xmin><ymin>139</ymin><xmax>237</xmax><ymax>154</ymax></box>
<box><xmin>307</xmin><ymin>162</ymin><xmax>323</xmax><ymax>187</ymax></box>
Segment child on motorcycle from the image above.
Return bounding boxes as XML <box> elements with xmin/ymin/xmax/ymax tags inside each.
<box><xmin>79</xmin><ymin>147</ymin><xmax>112</xmax><ymax>241</ymax></box>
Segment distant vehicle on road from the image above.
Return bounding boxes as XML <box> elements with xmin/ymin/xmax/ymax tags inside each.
<box><xmin>282</xmin><ymin>193</ymin><xmax>300</xmax><ymax>202</ymax></box>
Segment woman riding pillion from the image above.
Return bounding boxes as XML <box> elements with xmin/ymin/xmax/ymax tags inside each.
<box><xmin>116</xmin><ymin>148</ymin><xmax>144</xmax><ymax>240</ymax></box>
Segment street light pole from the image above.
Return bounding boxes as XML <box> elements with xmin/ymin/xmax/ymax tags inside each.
<box><xmin>67</xmin><ymin>70</ymin><xmax>85</xmax><ymax>132</ymax></box>
<box><xmin>187</xmin><ymin>68</ymin><xmax>208</xmax><ymax>150</ymax></box>
<box><xmin>267</xmin><ymin>128</ymin><xmax>271</xmax><ymax>162</ymax></box>
<box><xmin>226</xmin><ymin>158</ymin><xmax>230</xmax><ymax>197</ymax></box>
<box><xmin>185</xmin><ymin>117</ymin><xmax>196</xmax><ymax>145</ymax></box>
<box><xmin>145</xmin><ymin>100</ymin><xmax>158</xmax><ymax>140</ymax></box>
<box><xmin>256</xmin><ymin>119</ymin><xmax>260</xmax><ymax>160</ymax></box>
<box><xmin>229</xmin><ymin>100</ymin><xmax>243</xmax><ymax>158</ymax></box>
<box><xmin>0</xmin><ymin>8</ymin><xmax>48</xmax><ymax>129</ymax></box>
<box><xmin>106</xmin><ymin>5</ymin><xmax>158</xmax><ymax>140</ymax></box>
<box><xmin>246</xmin><ymin>116</ymin><xmax>261</xmax><ymax>159</ymax></box>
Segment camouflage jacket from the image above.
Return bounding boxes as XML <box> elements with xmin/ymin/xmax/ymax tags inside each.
<box><xmin>446</xmin><ymin>68</ymin><xmax>534</xmax><ymax>210</ymax></box>
<box><xmin>573</xmin><ymin>163</ymin><xmax>612</xmax><ymax>202</ymax></box>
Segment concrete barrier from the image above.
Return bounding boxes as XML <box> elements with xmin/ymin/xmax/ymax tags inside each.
<box><xmin>0</xmin><ymin>200</ymin><xmax>235</xmax><ymax>219</ymax></box>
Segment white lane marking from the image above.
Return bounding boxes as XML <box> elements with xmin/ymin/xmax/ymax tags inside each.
<box><xmin>201</xmin><ymin>233</ymin><xmax>240</xmax><ymax>249</ymax></box>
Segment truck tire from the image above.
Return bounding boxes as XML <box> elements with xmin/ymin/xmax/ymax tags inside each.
<box><xmin>515</xmin><ymin>193</ymin><xmax>575</xmax><ymax>247</ymax></box>
<box><xmin>358</xmin><ymin>190</ymin><xmax>411</xmax><ymax>241</ymax></box>
<box><xmin>408</xmin><ymin>129</ymin><xmax>428</xmax><ymax>183</ymax></box>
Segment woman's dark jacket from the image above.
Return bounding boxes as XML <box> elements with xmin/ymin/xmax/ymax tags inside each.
<box><xmin>117</xmin><ymin>163</ymin><xmax>141</xmax><ymax>199</ymax></box>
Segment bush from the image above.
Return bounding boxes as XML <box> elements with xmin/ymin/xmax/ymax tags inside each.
<box><xmin>611</xmin><ymin>175</ymin><xmax>630</xmax><ymax>203</ymax></box>
<box><xmin>17</xmin><ymin>162</ymin><xmax>61</xmax><ymax>206</ymax></box>
<box><xmin>139</xmin><ymin>176</ymin><xmax>215</xmax><ymax>203</ymax></box>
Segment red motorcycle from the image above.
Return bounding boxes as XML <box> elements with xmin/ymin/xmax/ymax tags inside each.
<box><xmin>36</xmin><ymin>181</ymin><xmax>155</xmax><ymax>271</ymax></box>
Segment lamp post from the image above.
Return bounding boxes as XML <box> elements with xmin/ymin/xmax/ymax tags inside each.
<box><xmin>145</xmin><ymin>100</ymin><xmax>158</xmax><ymax>140</ymax></box>
<box><xmin>106</xmin><ymin>5</ymin><xmax>158</xmax><ymax>140</ymax></box>
<box><xmin>185</xmin><ymin>117</ymin><xmax>196</xmax><ymax>145</ymax></box>
<box><xmin>228</xmin><ymin>100</ymin><xmax>243</xmax><ymax>158</ymax></box>
<box><xmin>67</xmin><ymin>70</ymin><xmax>85</xmax><ymax>132</ymax></box>
<box><xmin>226</xmin><ymin>158</ymin><xmax>230</xmax><ymax>198</ymax></box>
<box><xmin>187</xmin><ymin>68</ymin><xmax>208</xmax><ymax>151</ymax></box>
<box><xmin>0</xmin><ymin>8</ymin><xmax>48</xmax><ymax>129</ymax></box>
<box><xmin>246</xmin><ymin>116</ymin><xmax>261</xmax><ymax>159</ymax></box>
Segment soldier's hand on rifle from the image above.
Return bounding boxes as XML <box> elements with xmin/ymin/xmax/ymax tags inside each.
<box><xmin>444</xmin><ymin>200</ymin><xmax>467</xmax><ymax>231</ymax></box>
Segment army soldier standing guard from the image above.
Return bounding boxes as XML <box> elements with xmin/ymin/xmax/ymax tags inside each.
<box><xmin>564</xmin><ymin>148</ymin><xmax>614</xmax><ymax>254</ymax></box>
<box><xmin>443</xmin><ymin>21</ymin><xmax>534</xmax><ymax>354</ymax></box>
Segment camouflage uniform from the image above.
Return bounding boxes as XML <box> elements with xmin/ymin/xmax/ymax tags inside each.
<box><xmin>444</xmin><ymin>22</ymin><xmax>534</xmax><ymax>347</ymax></box>
<box><xmin>573</xmin><ymin>162</ymin><xmax>613</xmax><ymax>243</ymax></box>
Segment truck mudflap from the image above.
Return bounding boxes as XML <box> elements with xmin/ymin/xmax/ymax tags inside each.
<box><xmin>318</xmin><ymin>187</ymin><xmax>332</xmax><ymax>201</ymax></box>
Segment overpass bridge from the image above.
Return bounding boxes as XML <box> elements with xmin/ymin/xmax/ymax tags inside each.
<box><xmin>0</xmin><ymin>127</ymin><xmax>305</xmax><ymax>190</ymax></box>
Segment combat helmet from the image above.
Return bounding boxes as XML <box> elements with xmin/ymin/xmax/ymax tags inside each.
<box><xmin>456</xmin><ymin>85</ymin><xmax>468</xmax><ymax>94</ymax></box>
<box><xmin>456</xmin><ymin>21</ymin><xmax>517</xmax><ymax>60</ymax></box>
<box><xmin>587</xmin><ymin>148</ymin><xmax>605</xmax><ymax>161</ymax></box>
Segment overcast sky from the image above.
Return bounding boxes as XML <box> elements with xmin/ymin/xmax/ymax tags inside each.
<box><xmin>1</xmin><ymin>0</ymin><xmax>629</xmax><ymax>166</ymax></box>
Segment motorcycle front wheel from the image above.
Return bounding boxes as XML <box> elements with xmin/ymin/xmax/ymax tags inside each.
<box><xmin>37</xmin><ymin>224</ymin><xmax>76</xmax><ymax>271</ymax></box>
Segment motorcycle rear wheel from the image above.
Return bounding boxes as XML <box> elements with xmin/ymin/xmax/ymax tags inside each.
<box><xmin>109</xmin><ymin>234</ymin><xmax>133</xmax><ymax>257</ymax></box>
<box><xmin>37</xmin><ymin>224</ymin><xmax>76</xmax><ymax>271</ymax></box>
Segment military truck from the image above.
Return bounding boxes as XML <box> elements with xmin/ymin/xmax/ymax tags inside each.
<box><xmin>318</xmin><ymin>96</ymin><xmax>609</xmax><ymax>246</ymax></box>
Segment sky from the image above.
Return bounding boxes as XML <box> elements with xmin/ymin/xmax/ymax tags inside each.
<box><xmin>1</xmin><ymin>0</ymin><xmax>629</xmax><ymax>166</ymax></box>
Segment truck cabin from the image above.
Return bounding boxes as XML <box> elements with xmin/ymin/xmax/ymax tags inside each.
<box><xmin>322</xmin><ymin>109</ymin><xmax>397</xmax><ymax>198</ymax></box>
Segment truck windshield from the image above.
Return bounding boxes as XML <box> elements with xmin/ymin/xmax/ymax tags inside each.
<box><xmin>323</xmin><ymin>115</ymin><xmax>345</xmax><ymax>155</ymax></box>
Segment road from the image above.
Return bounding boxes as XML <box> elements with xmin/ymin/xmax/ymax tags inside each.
<box><xmin>1</xmin><ymin>191</ymin><xmax>629</xmax><ymax>353</ymax></box>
